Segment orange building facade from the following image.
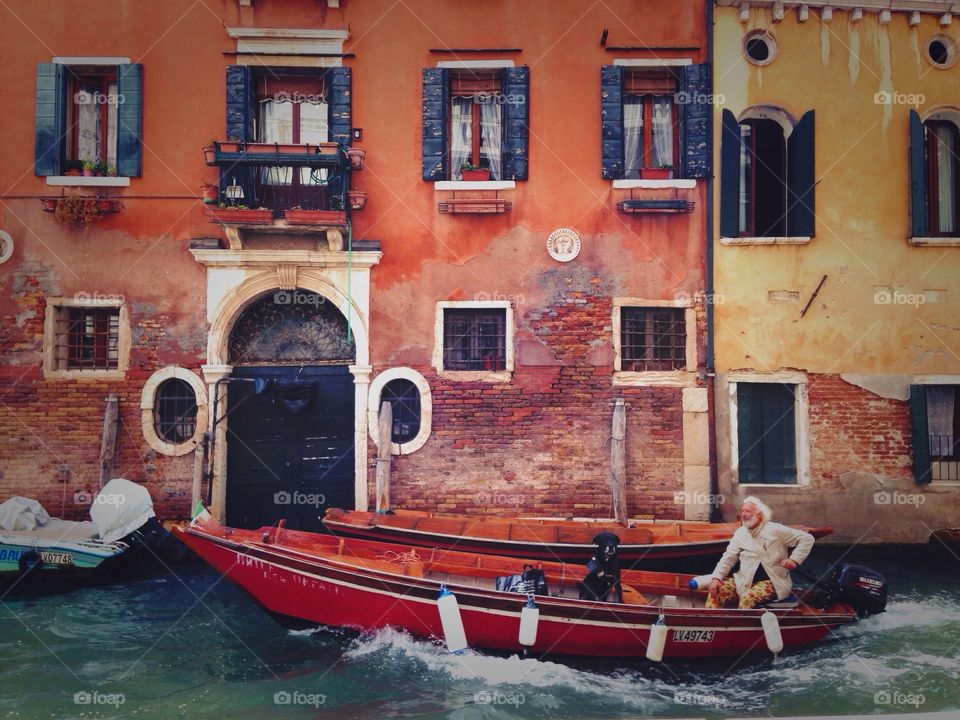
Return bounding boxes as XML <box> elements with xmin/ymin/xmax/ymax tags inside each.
<box><xmin>0</xmin><ymin>0</ymin><xmax>712</xmax><ymax>530</ymax></box>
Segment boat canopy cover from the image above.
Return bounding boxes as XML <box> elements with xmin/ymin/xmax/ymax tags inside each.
<box><xmin>91</xmin><ymin>478</ymin><xmax>156</xmax><ymax>542</ymax></box>
<box><xmin>0</xmin><ymin>496</ymin><xmax>51</xmax><ymax>531</ymax></box>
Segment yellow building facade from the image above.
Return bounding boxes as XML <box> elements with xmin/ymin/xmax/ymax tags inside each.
<box><xmin>712</xmin><ymin>0</ymin><xmax>960</xmax><ymax>542</ymax></box>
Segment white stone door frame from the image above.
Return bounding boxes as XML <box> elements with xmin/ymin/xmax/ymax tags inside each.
<box><xmin>190</xmin><ymin>248</ymin><xmax>382</xmax><ymax>520</ymax></box>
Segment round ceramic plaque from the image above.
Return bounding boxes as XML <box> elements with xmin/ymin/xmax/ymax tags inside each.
<box><xmin>546</xmin><ymin>228</ymin><xmax>581</xmax><ymax>262</ymax></box>
<box><xmin>0</xmin><ymin>231</ymin><xmax>12</xmax><ymax>265</ymax></box>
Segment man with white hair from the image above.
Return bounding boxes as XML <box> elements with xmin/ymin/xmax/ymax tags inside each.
<box><xmin>706</xmin><ymin>496</ymin><xmax>815</xmax><ymax>609</ymax></box>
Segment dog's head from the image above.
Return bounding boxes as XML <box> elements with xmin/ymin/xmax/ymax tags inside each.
<box><xmin>592</xmin><ymin>531</ymin><xmax>621</xmax><ymax>563</ymax></box>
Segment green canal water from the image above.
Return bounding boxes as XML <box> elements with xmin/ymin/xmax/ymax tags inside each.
<box><xmin>1</xmin><ymin>546</ymin><xmax>958</xmax><ymax>719</ymax></box>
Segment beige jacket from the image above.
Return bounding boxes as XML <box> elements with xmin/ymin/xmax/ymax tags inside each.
<box><xmin>710</xmin><ymin>521</ymin><xmax>815</xmax><ymax>600</ymax></box>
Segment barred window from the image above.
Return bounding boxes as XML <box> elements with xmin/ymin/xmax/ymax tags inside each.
<box><xmin>154</xmin><ymin>379</ymin><xmax>198</xmax><ymax>443</ymax></box>
<box><xmin>381</xmin><ymin>379</ymin><xmax>421</xmax><ymax>445</ymax></box>
<box><xmin>53</xmin><ymin>306</ymin><xmax>120</xmax><ymax>370</ymax></box>
<box><xmin>620</xmin><ymin>307</ymin><xmax>686</xmax><ymax>371</ymax></box>
<box><xmin>443</xmin><ymin>309</ymin><xmax>507</xmax><ymax>371</ymax></box>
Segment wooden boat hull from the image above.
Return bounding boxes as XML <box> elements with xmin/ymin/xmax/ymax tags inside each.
<box><xmin>322</xmin><ymin>509</ymin><xmax>833</xmax><ymax>564</ymax></box>
<box><xmin>174</xmin><ymin>520</ymin><xmax>857</xmax><ymax>660</ymax></box>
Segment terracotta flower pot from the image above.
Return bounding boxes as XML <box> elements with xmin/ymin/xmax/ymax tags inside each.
<box><xmin>202</xmin><ymin>146</ymin><xmax>216</xmax><ymax>165</ymax></box>
<box><xmin>640</xmin><ymin>167</ymin><xmax>673</xmax><ymax>180</ymax></box>
<box><xmin>201</xmin><ymin>185</ymin><xmax>218</xmax><ymax>204</ymax></box>
<box><xmin>284</xmin><ymin>209</ymin><xmax>347</xmax><ymax>226</ymax></box>
<box><xmin>348</xmin><ymin>191</ymin><xmax>368</xmax><ymax>211</ymax></box>
<box><xmin>206</xmin><ymin>208</ymin><xmax>274</xmax><ymax>224</ymax></box>
<box><xmin>460</xmin><ymin>168</ymin><xmax>491</xmax><ymax>181</ymax></box>
<box><xmin>346</xmin><ymin>147</ymin><xmax>366</xmax><ymax>170</ymax></box>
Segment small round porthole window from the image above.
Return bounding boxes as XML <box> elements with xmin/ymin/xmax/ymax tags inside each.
<box><xmin>368</xmin><ymin>367</ymin><xmax>432</xmax><ymax>455</ymax></box>
<box><xmin>140</xmin><ymin>367</ymin><xmax>208</xmax><ymax>456</ymax></box>
<box><xmin>382</xmin><ymin>379</ymin><xmax>421</xmax><ymax>445</ymax></box>
<box><xmin>926</xmin><ymin>35</ymin><xmax>958</xmax><ymax>69</ymax></box>
<box><xmin>744</xmin><ymin>30</ymin><xmax>777</xmax><ymax>66</ymax></box>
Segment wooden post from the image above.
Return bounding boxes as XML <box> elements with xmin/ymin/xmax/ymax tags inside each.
<box><xmin>192</xmin><ymin>432</ymin><xmax>210</xmax><ymax>511</ymax></box>
<box><xmin>375</xmin><ymin>400</ymin><xmax>393</xmax><ymax>513</ymax></box>
<box><xmin>611</xmin><ymin>398</ymin><xmax>628</xmax><ymax>525</ymax></box>
<box><xmin>98</xmin><ymin>394</ymin><xmax>120</xmax><ymax>489</ymax></box>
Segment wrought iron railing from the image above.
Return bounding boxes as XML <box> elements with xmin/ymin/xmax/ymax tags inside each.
<box><xmin>930</xmin><ymin>434</ymin><xmax>960</xmax><ymax>481</ymax></box>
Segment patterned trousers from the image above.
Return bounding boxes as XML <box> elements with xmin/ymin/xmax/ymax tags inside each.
<box><xmin>705</xmin><ymin>578</ymin><xmax>777</xmax><ymax>609</ymax></box>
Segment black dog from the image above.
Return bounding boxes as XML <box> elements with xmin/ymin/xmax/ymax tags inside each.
<box><xmin>578</xmin><ymin>531</ymin><xmax>623</xmax><ymax>603</ymax></box>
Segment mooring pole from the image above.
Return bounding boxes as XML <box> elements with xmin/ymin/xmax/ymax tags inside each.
<box><xmin>611</xmin><ymin>398</ymin><xmax>628</xmax><ymax>525</ymax></box>
<box><xmin>376</xmin><ymin>401</ymin><xmax>393</xmax><ymax>513</ymax></box>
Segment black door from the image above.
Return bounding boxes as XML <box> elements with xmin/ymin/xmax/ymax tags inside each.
<box><xmin>226</xmin><ymin>365</ymin><xmax>354</xmax><ymax>531</ymax></box>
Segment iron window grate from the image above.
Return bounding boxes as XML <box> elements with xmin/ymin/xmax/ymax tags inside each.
<box><xmin>55</xmin><ymin>307</ymin><xmax>120</xmax><ymax>370</ymax></box>
<box><xmin>443</xmin><ymin>309</ymin><xmax>507</xmax><ymax>371</ymax></box>
<box><xmin>620</xmin><ymin>307</ymin><xmax>686</xmax><ymax>372</ymax></box>
<box><xmin>155</xmin><ymin>378</ymin><xmax>198</xmax><ymax>443</ymax></box>
<box><xmin>381</xmin><ymin>379</ymin><xmax>421</xmax><ymax>444</ymax></box>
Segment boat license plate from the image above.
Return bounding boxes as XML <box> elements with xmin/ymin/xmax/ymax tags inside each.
<box><xmin>40</xmin><ymin>552</ymin><xmax>72</xmax><ymax>566</ymax></box>
<box><xmin>672</xmin><ymin>629</ymin><xmax>715</xmax><ymax>642</ymax></box>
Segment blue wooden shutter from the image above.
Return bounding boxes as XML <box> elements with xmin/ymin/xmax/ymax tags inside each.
<box><xmin>600</xmin><ymin>65</ymin><xmax>624</xmax><ymax>179</ymax></box>
<box><xmin>225</xmin><ymin>65</ymin><xmax>255</xmax><ymax>141</ymax></box>
<box><xmin>327</xmin><ymin>67</ymin><xmax>352</xmax><ymax>148</ymax></box>
<box><xmin>737</xmin><ymin>383</ymin><xmax>764</xmax><ymax>484</ymax></box>
<box><xmin>501</xmin><ymin>67</ymin><xmax>529</xmax><ymax>180</ymax></box>
<box><xmin>35</xmin><ymin>63</ymin><xmax>66</xmax><ymax>176</ymax></box>
<box><xmin>678</xmin><ymin>63</ymin><xmax>711</xmax><ymax>179</ymax></box>
<box><xmin>116</xmin><ymin>64</ymin><xmax>143</xmax><ymax>177</ymax></box>
<box><xmin>719</xmin><ymin>109</ymin><xmax>741</xmax><ymax>237</ymax></box>
<box><xmin>787</xmin><ymin>110</ymin><xmax>815</xmax><ymax>237</ymax></box>
<box><xmin>422</xmin><ymin>68</ymin><xmax>448</xmax><ymax>180</ymax></box>
<box><xmin>910</xmin><ymin>384</ymin><xmax>932</xmax><ymax>485</ymax></box>
<box><xmin>909</xmin><ymin>110</ymin><xmax>929</xmax><ymax>238</ymax></box>
<box><xmin>761</xmin><ymin>384</ymin><xmax>797</xmax><ymax>485</ymax></box>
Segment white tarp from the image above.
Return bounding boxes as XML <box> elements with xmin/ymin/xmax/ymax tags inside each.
<box><xmin>0</xmin><ymin>496</ymin><xmax>51</xmax><ymax>531</ymax></box>
<box><xmin>90</xmin><ymin>478</ymin><xmax>155</xmax><ymax>543</ymax></box>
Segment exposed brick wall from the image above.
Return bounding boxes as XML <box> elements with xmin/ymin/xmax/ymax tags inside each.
<box><xmin>807</xmin><ymin>374</ymin><xmax>913</xmax><ymax>489</ymax></box>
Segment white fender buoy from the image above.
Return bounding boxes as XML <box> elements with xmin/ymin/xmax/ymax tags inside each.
<box><xmin>519</xmin><ymin>595</ymin><xmax>539</xmax><ymax>647</ymax></box>
<box><xmin>761</xmin><ymin>610</ymin><xmax>784</xmax><ymax>655</ymax></box>
<box><xmin>437</xmin><ymin>585</ymin><xmax>467</xmax><ymax>653</ymax></box>
<box><xmin>646</xmin><ymin>613</ymin><xmax>669</xmax><ymax>662</ymax></box>
<box><xmin>687</xmin><ymin>574</ymin><xmax>714</xmax><ymax>590</ymax></box>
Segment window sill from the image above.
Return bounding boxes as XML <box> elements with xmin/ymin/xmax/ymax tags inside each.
<box><xmin>720</xmin><ymin>236</ymin><xmax>812</xmax><ymax>246</ymax></box>
<box><xmin>46</xmin><ymin>176</ymin><xmax>131</xmax><ymax>188</ymax></box>
<box><xmin>612</xmin><ymin>179</ymin><xmax>696</xmax><ymax>190</ymax></box>
<box><xmin>613</xmin><ymin>370</ymin><xmax>697</xmax><ymax>387</ymax></box>
<box><xmin>437</xmin><ymin>370</ymin><xmax>513</xmax><ymax>383</ymax></box>
<box><xmin>736</xmin><ymin>482</ymin><xmax>807</xmax><ymax>489</ymax></box>
<box><xmin>909</xmin><ymin>236</ymin><xmax>960</xmax><ymax>247</ymax></box>
<box><xmin>434</xmin><ymin>181</ymin><xmax>516</xmax><ymax>191</ymax></box>
<box><xmin>43</xmin><ymin>369</ymin><xmax>127</xmax><ymax>381</ymax></box>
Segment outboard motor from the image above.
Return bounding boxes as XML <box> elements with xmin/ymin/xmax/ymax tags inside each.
<box><xmin>808</xmin><ymin>562</ymin><xmax>887</xmax><ymax>617</ymax></box>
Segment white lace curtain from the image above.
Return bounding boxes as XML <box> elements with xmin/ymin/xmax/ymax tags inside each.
<box><xmin>259</xmin><ymin>99</ymin><xmax>329</xmax><ymax>184</ymax></box>
<box><xmin>480</xmin><ymin>100</ymin><xmax>502</xmax><ymax>180</ymax></box>
<box><xmin>650</xmin><ymin>96</ymin><xmax>674</xmax><ymax>168</ymax></box>
<box><xmin>450</xmin><ymin>97</ymin><xmax>473</xmax><ymax>180</ymax></box>
<box><xmin>933</xmin><ymin>125</ymin><xmax>957</xmax><ymax>235</ymax></box>
<box><xmin>928</xmin><ymin>386</ymin><xmax>956</xmax><ymax>456</ymax></box>
<box><xmin>624</xmin><ymin>95</ymin><xmax>644</xmax><ymax>179</ymax></box>
<box><xmin>76</xmin><ymin>82</ymin><xmax>118</xmax><ymax>168</ymax></box>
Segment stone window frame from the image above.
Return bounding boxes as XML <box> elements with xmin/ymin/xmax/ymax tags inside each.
<box><xmin>432</xmin><ymin>300</ymin><xmax>514</xmax><ymax>383</ymax></box>
<box><xmin>367</xmin><ymin>367</ymin><xmax>433</xmax><ymax>455</ymax></box>
<box><xmin>726</xmin><ymin>369</ymin><xmax>811</xmax><ymax>489</ymax></box>
<box><xmin>140</xmin><ymin>366</ymin><xmax>209</xmax><ymax>457</ymax></box>
<box><xmin>915</xmin><ymin>374</ymin><xmax>960</xmax><ymax>486</ymax></box>
<box><xmin>42</xmin><ymin>296</ymin><xmax>130</xmax><ymax>380</ymax></box>
<box><xmin>612</xmin><ymin>297</ymin><xmax>697</xmax><ymax>387</ymax></box>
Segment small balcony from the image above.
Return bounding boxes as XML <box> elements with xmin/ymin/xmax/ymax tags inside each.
<box><xmin>202</xmin><ymin>141</ymin><xmax>366</xmax><ymax>248</ymax></box>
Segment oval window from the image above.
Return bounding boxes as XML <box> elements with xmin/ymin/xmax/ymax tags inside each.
<box><xmin>154</xmin><ymin>378</ymin><xmax>198</xmax><ymax>443</ymax></box>
<box><xmin>381</xmin><ymin>379</ymin><xmax>421</xmax><ymax>445</ymax></box>
<box><xmin>926</xmin><ymin>35</ymin><xmax>957</xmax><ymax>69</ymax></box>
<box><xmin>744</xmin><ymin>30</ymin><xmax>777</xmax><ymax>66</ymax></box>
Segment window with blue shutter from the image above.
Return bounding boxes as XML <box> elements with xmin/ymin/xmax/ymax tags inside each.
<box><xmin>34</xmin><ymin>62</ymin><xmax>142</xmax><ymax>177</ymax></box>
<box><xmin>737</xmin><ymin>383</ymin><xmax>798</xmax><ymax>485</ymax></box>
<box><xmin>911</xmin><ymin>111</ymin><xmax>960</xmax><ymax>238</ymax></box>
<box><xmin>421</xmin><ymin>66</ymin><xmax>528</xmax><ymax>181</ymax></box>
<box><xmin>913</xmin><ymin>384</ymin><xmax>960</xmax><ymax>484</ymax></box>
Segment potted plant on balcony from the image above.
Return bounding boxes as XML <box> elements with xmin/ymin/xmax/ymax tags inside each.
<box><xmin>201</xmin><ymin>183</ymin><xmax>218</xmax><ymax>204</ymax></box>
<box><xmin>82</xmin><ymin>161</ymin><xmax>96</xmax><ymax>177</ymax></box>
<box><xmin>206</xmin><ymin>204</ymin><xmax>274</xmax><ymax>225</ymax></box>
<box><xmin>460</xmin><ymin>161</ymin><xmax>490</xmax><ymax>181</ymax></box>
<box><xmin>203</xmin><ymin>143</ymin><xmax>217</xmax><ymax>165</ymax></box>
<box><xmin>284</xmin><ymin>205</ymin><xmax>348</xmax><ymax>226</ymax></box>
<box><xmin>640</xmin><ymin>163</ymin><xmax>674</xmax><ymax>180</ymax></box>
<box><xmin>245</xmin><ymin>141</ymin><xmax>318</xmax><ymax>155</ymax></box>
<box><xmin>347</xmin><ymin>190</ymin><xmax>368</xmax><ymax>211</ymax></box>
<box><xmin>345</xmin><ymin>147</ymin><xmax>366</xmax><ymax>170</ymax></box>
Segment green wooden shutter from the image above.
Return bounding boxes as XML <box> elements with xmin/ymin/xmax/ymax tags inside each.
<box><xmin>678</xmin><ymin>63</ymin><xmax>711</xmax><ymax>179</ymax></box>
<box><xmin>719</xmin><ymin>109</ymin><xmax>741</xmax><ymax>237</ymax></box>
<box><xmin>762</xmin><ymin>384</ymin><xmax>797</xmax><ymax>485</ymax></box>
<box><xmin>909</xmin><ymin>110</ymin><xmax>929</xmax><ymax>239</ymax></box>
<box><xmin>501</xmin><ymin>66</ymin><xmax>529</xmax><ymax>180</ymax></box>
<box><xmin>225</xmin><ymin>65</ymin><xmax>255</xmax><ymax>141</ymax></box>
<box><xmin>787</xmin><ymin>110</ymin><xmax>815</xmax><ymax>237</ymax></box>
<box><xmin>35</xmin><ymin>63</ymin><xmax>66</xmax><ymax>176</ymax></box>
<box><xmin>116</xmin><ymin>64</ymin><xmax>143</xmax><ymax>177</ymax></box>
<box><xmin>600</xmin><ymin>65</ymin><xmax>624</xmax><ymax>179</ymax></box>
<box><xmin>327</xmin><ymin>67</ymin><xmax>352</xmax><ymax>148</ymax></box>
<box><xmin>910</xmin><ymin>384</ymin><xmax>932</xmax><ymax>485</ymax></box>
<box><xmin>422</xmin><ymin>67</ymin><xmax>448</xmax><ymax>180</ymax></box>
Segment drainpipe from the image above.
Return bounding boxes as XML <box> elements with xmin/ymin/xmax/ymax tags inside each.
<box><xmin>706</xmin><ymin>0</ymin><xmax>722</xmax><ymax>521</ymax></box>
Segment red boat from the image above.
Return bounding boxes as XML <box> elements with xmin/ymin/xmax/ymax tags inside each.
<box><xmin>322</xmin><ymin>508</ymin><xmax>834</xmax><ymax>564</ymax></box>
<box><xmin>174</xmin><ymin>515</ymin><xmax>884</xmax><ymax>660</ymax></box>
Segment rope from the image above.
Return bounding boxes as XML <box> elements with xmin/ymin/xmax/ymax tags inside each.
<box><xmin>376</xmin><ymin>549</ymin><xmax>423</xmax><ymax>565</ymax></box>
